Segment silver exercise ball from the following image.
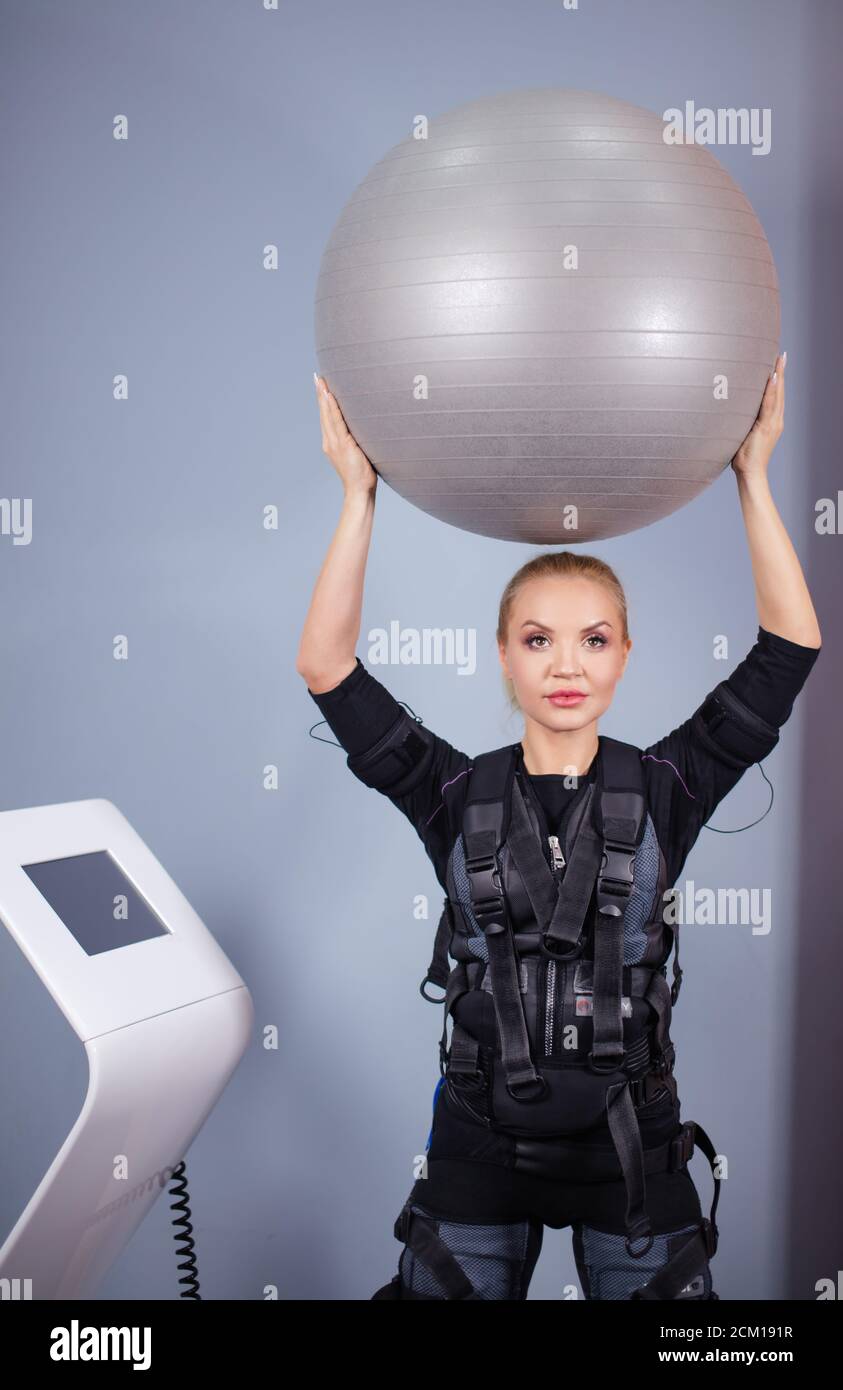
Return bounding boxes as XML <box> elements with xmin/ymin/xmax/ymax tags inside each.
<box><xmin>314</xmin><ymin>88</ymin><xmax>780</xmax><ymax>543</ymax></box>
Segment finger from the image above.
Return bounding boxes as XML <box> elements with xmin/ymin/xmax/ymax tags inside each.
<box><xmin>314</xmin><ymin>382</ymin><xmax>336</xmax><ymax>450</ymax></box>
<box><xmin>314</xmin><ymin>373</ymin><xmax>330</xmax><ymax>411</ymax></box>
<box><xmin>765</xmin><ymin>356</ymin><xmax>786</xmax><ymax>440</ymax></box>
<box><xmin>768</xmin><ymin>351</ymin><xmax>785</xmax><ymax>394</ymax></box>
<box><xmin>757</xmin><ymin>366</ymin><xmax>779</xmax><ymax>421</ymax></box>
<box><xmin>323</xmin><ymin>386</ymin><xmax>349</xmax><ymax>433</ymax></box>
<box><xmin>315</xmin><ymin>378</ymin><xmax>335</xmax><ymax>431</ymax></box>
<box><xmin>320</xmin><ymin>380</ymin><xmax>339</xmax><ymax>412</ymax></box>
<box><xmin>776</xmin><ymin>351</ymin><xmax>786</xmax><ymax>424</ymax></box>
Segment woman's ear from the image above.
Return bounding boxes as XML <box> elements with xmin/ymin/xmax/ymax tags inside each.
<box><xmin>497</xmin><ymin>641</ymin><xmax>511</xmax><ymax>680</ymax></box>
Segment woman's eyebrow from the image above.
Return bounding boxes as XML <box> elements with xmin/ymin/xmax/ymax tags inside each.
<box><xmin>519</xmin><ymin>619</ymin><xmax>614</xmax><ymax>633</ymax></box>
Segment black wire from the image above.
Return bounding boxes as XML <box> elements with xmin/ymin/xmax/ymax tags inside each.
<box><xmin>168</xmin><ymin>1160</ymin><xmax>201</xmax><ymax>1299</ymax></box>
<box><xmin>702</xmin><ymin>761</ymin><xmax>774</xmax><ymax>833</ymax></box>
<box><xmin>309</xmin><ymin>701</ymin><xmax>422</xmax><ymax>748</ymax></box>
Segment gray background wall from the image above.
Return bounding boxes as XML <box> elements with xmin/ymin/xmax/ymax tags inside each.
<box><xmin>1</xmin><ymin>0</ymin><xmax>840</xmax><ymax>1301</ymax></box>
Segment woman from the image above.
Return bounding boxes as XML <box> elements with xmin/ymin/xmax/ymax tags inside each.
<box><xmin>297</xmin><ymin>352</ymin><xmax>821</xmax><ymax>1300</ymax></box>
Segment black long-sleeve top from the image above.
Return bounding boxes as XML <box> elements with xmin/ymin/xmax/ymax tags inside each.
<box><xmin>307</xmin><ymin>628</ymin><xmax>820</xmax><ymax>897</ymax></box>
<box><xmin>307</xmin><ymin>628</ymin><xmax>820</xmax><ymax>1169</ymax></box>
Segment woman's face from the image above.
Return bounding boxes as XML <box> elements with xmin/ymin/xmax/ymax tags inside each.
<box><xmin>498</xmin><ymin>575</ymin><xmax>632</xmax><ymax>730</ymax></box>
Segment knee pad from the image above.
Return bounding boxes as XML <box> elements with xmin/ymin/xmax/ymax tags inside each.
<box><xmin>574</xmin><ymin>1221</ymin><xmax>714</xmax><ymax>1301</ymax></box>
<box><xmin>394</xmin><ymin>1201</ymin><xmax>542</xmax><ymax>1301</ymax></box>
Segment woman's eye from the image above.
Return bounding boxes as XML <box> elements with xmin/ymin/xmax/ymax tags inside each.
<box><xmin>526</xmin><ymin>632</ymin><xmax>607</xmax><ymax>650</ymax></box>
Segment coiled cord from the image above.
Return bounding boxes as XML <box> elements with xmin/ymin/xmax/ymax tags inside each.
<box><xmin>168</xmin><ymin>1160</ymin><xmax>201</xmax><ymax>1300</ymax></box>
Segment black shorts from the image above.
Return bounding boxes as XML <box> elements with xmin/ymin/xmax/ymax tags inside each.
<box><xmin>382</xmin><ymin>1084</ymin><xmax>714</xmax><ymax>1300</ymax></box>
<box><xmin>410</xmin><ymin>1079</ymin><xmax>701</xmax><ymax>1232</ymax></box>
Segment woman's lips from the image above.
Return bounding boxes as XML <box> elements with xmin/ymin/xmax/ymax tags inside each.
<box><xmin>547</xmin><ymin>693</ymin><xmax>587</xmax><ymax>706</ymax></box>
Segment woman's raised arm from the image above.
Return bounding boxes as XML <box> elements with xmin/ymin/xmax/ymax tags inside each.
<box><xmin>730</xmin><ymin>351</ymin><xmax>822</xmax><ymax>650</ymax></box>
<box><xmin>296</xmin><ymin>376</ymin><xmax>379</xmax><ymax>692</ymax></box>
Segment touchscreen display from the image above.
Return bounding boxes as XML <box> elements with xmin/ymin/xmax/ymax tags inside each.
<box><xmin>22</xmin><ymin>850</ymin><xmax>171</xmax><ymax>956</ymax></box>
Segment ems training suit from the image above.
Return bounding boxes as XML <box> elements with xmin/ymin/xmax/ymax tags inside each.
<box><xmin>308</xmin><ymin>627</ymin><xmax>819</xmax><ymax>1300</ymax></box>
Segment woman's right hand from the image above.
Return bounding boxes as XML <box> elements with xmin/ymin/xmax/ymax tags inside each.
<box><xmin>314</xmin><ymin>374</ymin><xmax>378</xmax><ymax>495</ymax></box>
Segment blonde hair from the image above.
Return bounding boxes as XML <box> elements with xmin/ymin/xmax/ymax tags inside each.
<box><xmin>496</xmin><ymin>550</ymin><xmax>630</xmax><ymax>713</ymax></box>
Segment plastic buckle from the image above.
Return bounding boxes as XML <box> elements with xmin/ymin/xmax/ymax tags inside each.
<box><xmin>630</xmin><ymin>1074</ymin><xmax>657</xmax><ymax>1107</ymax></box>
<box><xmin>701</xmin><ymin>1217</ymin><xmax>718</xmax><ymax>1258</ymax></box>
<box><xmin>669</xmin><ymin>1121</ymin><xmax>696</xmax><ymax>1171</ymax></box>
<box><xmin>464</xmin><ymin>851</ymin><xmax>502</xmax><ymax>903</ymax></box>
<box><xmin>599</xmin><ymin>843</ymin><xmax>635</xmax><ymax>896</ymax></box>
<box><xmin>465</xmin><ymin>851</ymin><xmax>507</xmax><ymax>934</ymax></box>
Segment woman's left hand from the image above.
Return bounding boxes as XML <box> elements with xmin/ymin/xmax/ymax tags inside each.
<box><xmin>730</xmin><ymin>351</ymin><xmax>786</xmax><ymax>480</ymax></box>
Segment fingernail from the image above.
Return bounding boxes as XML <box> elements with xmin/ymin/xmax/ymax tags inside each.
<box><xmin>782</xmin><ymin>350</ymin><xmax>787</xmax><ymax>366</ymax></box>
<box><xmin>313</xmin><ymin>371</ymin><xmax>320</xmax><ymax>389</ymax></box>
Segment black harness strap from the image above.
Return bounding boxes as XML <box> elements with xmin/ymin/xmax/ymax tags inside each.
<box><xmin>643</xmin><ymin>970</ymin><xmax>677</xmax><ymax>1073</ymax></box>
<box><xmin>466</xmin><ymin>829</ymin><xmax>545</xmax><ymax>1098</ymax></box>
<box><xmin>630</xmin><ymin>1120</ymin><xmax>721</xmax><ymax>1299</ymax></box>
<box><xmin>431</xmin><ymin>961</ymin><xmax>482</xmax><ymax>1078</ymax></box>
<box><xmin>631</xmin><ymin>1226</ymin><xmax>712</xmax><ymax>1300</ymax></box>
<box><xmin>420</xmin><ymin>897</ymin><xmax>455</xmax><ymax>1001</ymax></box>
<box><xmin>662</xmin><ymin>886</ymin><xmax>684</xmax><ymax>1005</ymax></box>
<box><xmin>690</xmin><ymin>1120</ymin><xmax>722</xmax><ymax>1238</ymax></box>
<box><xmin>605</xmin><ymin>1081</ymin><xmax>651</xmax><ymax>1251</ymax></box>
<box><xmin>508</xmin><ymin>772</ymin><xmax>601</xmax><ymax>955</ymax></box>
<box><xmin>462</xmin><ymin>751</ymin><xmax>545</xmax><ymax>1100</ymax></box>
<box><xmin>590</xmin><ymin>897</ymin><xmax>626</xmax><ymax>1071</ymax></box>
<box><xmin>394</xmin><ymin>1202</ymin><xmax>476</xmax><ymax>1299</ymax></box>
<box><xmin>590</xmin><ymin>757</ymin><xmax>646</xmax><ymax>1068</ymax></box>
<box><xmin>447</xmin><ymin>1021</ymin><xmax>481</xmax><ymax>1078</ymax></box>
<box><xmin>588</xmin><ymin>746</ymin><xmax>652</xmax><ymax>1251</ymax></box>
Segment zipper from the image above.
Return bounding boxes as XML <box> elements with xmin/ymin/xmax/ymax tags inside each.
<box><xmin>548</xmin><ymin>835</ymin><xmax>565</xmax><ymax>873</ymax></box>
<box><xmin>544</xmin><ymin>959</ymin><xmax>556</xmax><ymax>1056</ymax></box>
<box><xmin>543</xmin><ymin>835</ymin><xmax>566</xmax><ymax>1055</ymax></box>
<box><xmin>518</xmin><ymin>769</ymin><xmax>565</xmax><ymax>877</ymax></box>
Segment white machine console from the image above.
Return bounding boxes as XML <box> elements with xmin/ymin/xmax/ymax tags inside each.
<box><xmin>0</xmin><ymin>798</ymin><xmax>253</xmax><ymax>1300</ymax></box>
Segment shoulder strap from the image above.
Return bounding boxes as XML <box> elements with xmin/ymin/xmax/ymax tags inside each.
<box><xmin>591</xmin><ymin>735</ymin><xmax>647</xmax><ymax>849</ymax></box>
<box><xmin>418</xmin><ymin>745</ymin><xmax>516</xmax><ymax>1002</ymax></box>
<box><xmin>600</xmin><ymin>736</ymin><xmax>684</xmax><ymax>1006</ymax></box>
<box><xmin>589</xmin><ymin>736</ymin><xmax>647</xmax><ymax>1073</ymax></box>
<box><xmin>461</xmin><ymin>744</ymin><xmax>519</xmax><ymax>848</ymax></box>
<box><xmin>587</xmin><ymin>737</ymin><xmax>655</xmax><ymax>1249</ymax></box>
<box><xmin>461</xmin><ymin>744</ymin><xmax>546</xmax><ymax>1099</ymax></box>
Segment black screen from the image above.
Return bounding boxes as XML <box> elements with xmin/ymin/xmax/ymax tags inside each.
<box><xmin>22</xmin><ymin>850</ymin><xmax>171</xmax><ymax>956</ymax></box>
